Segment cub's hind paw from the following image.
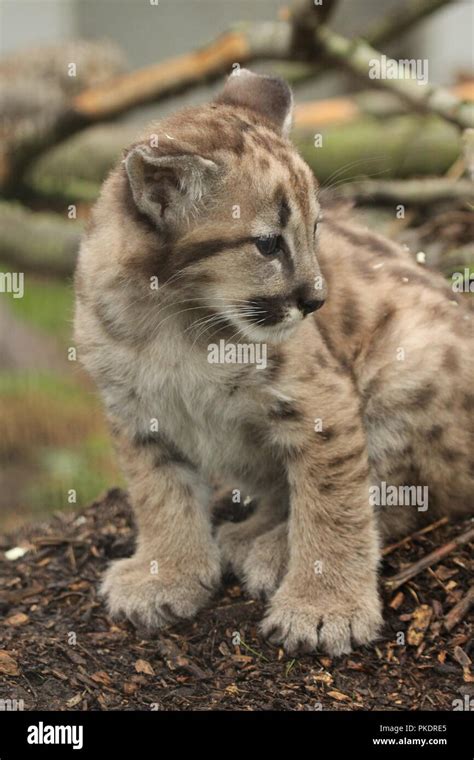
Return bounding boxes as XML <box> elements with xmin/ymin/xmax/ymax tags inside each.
<box><xmin>242</xmin><ymin>523</ymin><xmax>288</xmax><ymax>599</ymax></box>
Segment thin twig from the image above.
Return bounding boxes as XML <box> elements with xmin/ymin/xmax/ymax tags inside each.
<box><xmin>444</xmin><ymin>585</ymin><xmax>474</xmax><ymax>632</ymax></box>
<box><xmin>382</xmin><ymin>517</ymin><xmax>448</xmax><ymax>556</ymax></box>
<box><xmin>384</xmin><ymin>525</ymin><xmax>474</xmax><ymax>591</ymax></box>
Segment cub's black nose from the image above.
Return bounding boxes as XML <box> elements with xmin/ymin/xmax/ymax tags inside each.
<box><xmin>298</xmin><ymin>297</ymin><xmax>325</xmax><ymax>316</ymax></box>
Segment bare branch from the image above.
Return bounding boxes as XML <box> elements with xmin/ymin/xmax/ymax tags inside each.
<box><xmin>280</xmin><ymin>0</ymin><xmax>456</xmax><ymax>86</ymax></box>
<box><xmin>314</xmin><ymin>26</ymin><xmax>474</xmax><ymax>130</ymax></box>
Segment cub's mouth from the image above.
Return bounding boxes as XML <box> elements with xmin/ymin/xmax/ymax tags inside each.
<box><xmin>226</xmin><ymin>291</ymin><xmax>325</xmax><ymax>344</ymax></box>
<box><xmin>246</xmin><ymin>293</ymin><xmax>325</xmax><ymax>325</ymax></box>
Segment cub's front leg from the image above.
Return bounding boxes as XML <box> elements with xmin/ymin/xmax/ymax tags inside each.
<box><xmin>261</xmin><ymin>384</ymin><xmax>383</xmax><ymax>655</ymax></box>
<box><xmin>101</xmin><ymin>428</ymin><xmax>221</xmax><ymax>630</ymax></box>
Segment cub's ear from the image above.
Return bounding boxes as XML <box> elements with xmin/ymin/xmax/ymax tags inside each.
<box><xmin>215</xmin><ymin>69</ymin><xmax>293</xmax><ymax>136</ymax></box>
<box><xmin>124</xmin><ymin>145</ymin><xmax>219</xmax><ymax>230</ymax></box>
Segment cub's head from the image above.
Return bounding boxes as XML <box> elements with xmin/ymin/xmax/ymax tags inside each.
<box><xmin>122</xmin><ymin>69</ymin><xmax>326</xmax><ymax>343</ymax></box>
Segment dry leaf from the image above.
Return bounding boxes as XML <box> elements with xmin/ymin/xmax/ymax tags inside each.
<box><xmin>346</xmin><ymin>660</ymin><xmax>364</xmax><ymax>671</ymax></box>
<box><xmin>436</xmin><ymin>565</ymin><xmax>458</xmax><ymax>581</ymax></box>
<box><xmin>389</xmin><ymin>592</ymin><xmax>404</xmax><ymax>610</ymax></box>
<box><xmin>453</xmin><ymin>646</ymin><xmax>471</xmax><ymax>668</ymax></box>
<box><xmin>134</xmin><ymin>659</ymin><xmax>155</xmax><ymax>676</ymax></box>
<box><xmin>453</xmin><ymin>647</ymin><xmax>474</xmax><ymax>683</ymax></box>
<box><xmin>51</xmin><ymin>669</ymin><xmax>68</xmax><ymax>681</ymax></box>
<box><xmin>91</xmin><ymin>671</ymin><xmax>112</xmax><ymax>686</ymax></box>
<box><xmin>312</xmin><ymin>672</ymin><xmax>333</xmax><ymax>685</ymax></box>
<box><xmin>69</xmin><ymin>581</ymin><xmax>89</xmax><ymax>591</ymax></box>
<box><xmin>328</xmin><ymin>690</ymin><xmax>350</xmax><ymax>701</ymax></box>
<box><xmin>5</xmin><ymin>612</ymin><xmax>29</xmax><ymax>627</ymax></box>
<box><xmin>0</xmin><ymin>650</ymin><xmax>20</xmax><ymax>676</ymax></box>
<box><xmin>231</xmin><ymin>654</ymin><xmax>253</xmax><ymax>664</ymax></box>
<box><xmin>66</xmin><ymin>693</ymin><xmax>83</xmax><ymax>708</ymax></box>
<box><xmin>407</xmin><ymin>605</ymin><xmax>433</xmax><ymax>646</ymax></box>
<box><xmin>123</xmin><ymin>681</ymin><xmax>139</xmax><ymax>695</ymax></box>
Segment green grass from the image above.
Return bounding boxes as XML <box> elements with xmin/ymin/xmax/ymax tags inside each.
<box><xmin>29</xmin><ymin>435</ymin><xmax>122</xmax><ymax>515</ymax></box>
<box><xmin>0</xmin><ymin>261</ymin><xmax>74</xmax><ymax>345</ymax></box>
<box><xmin>0</xmin><ymin>261</ymin><xmax>120</xmax><ymax>528</ymax></box>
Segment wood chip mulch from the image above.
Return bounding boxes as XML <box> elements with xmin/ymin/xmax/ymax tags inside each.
<box><xmin>0</xmin><ymin>489</ymin><xmax>472</xmax><ymax>711</ymax></box>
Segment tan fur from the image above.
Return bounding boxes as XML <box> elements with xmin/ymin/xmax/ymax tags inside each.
<box><xmin>75</xmin><ymin>71</ymin><xmax>473</xmax><ymax>655</ymax></box>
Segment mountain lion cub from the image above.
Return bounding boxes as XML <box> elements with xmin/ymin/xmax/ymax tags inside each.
<box><xmin>75</xmin><ymin>70</ymin><xmax>473</xmax><ymax>655</ymax></box>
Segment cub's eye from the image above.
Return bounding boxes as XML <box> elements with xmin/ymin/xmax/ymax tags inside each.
<box><xmin>254</xmin><ymin>235</ymin><xmax>281</xmax><ymax>256</ymax></box>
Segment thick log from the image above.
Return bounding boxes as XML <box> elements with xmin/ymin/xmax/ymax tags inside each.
<box><xmin>295</xmin><ymin>115</ymin><xmax>461</xmax><ymax>188</ymax></box>
<box><xmin>0</xmin><ymin>202</ymin><xmax>82</xmax><ymax>277</ymax></box>
<box><xmin>22</xmin><ymin>112</ymin><xmax>463</xmax><ymax>203</ymax></box>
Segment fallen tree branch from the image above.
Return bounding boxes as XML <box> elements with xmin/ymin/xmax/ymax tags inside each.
<box><xmin>0</xmin><ymin>23</ymin><xmax>291</xmax><ymax>193</ymax></box>
<box><xmin>444</xmin><ymin>585</ymin><xmax>474</xmax><ymax>632</ymax></box>
<box><xmin>72</xmin><ymin>25</ymin><xmax>293</xmax><ymax>120</ymax></box>
<box><xmin>384</xmin><ymin>525</ymin><xmax>474</xmax><ymax>591</ymax></box>
<box><xmin>332</xmin><ymin>177</ymin><xmax>474</xmax><ymax>205</ymax></box>
<box><xmin>314</xmin><ymin>25</ymin><xmax>474</xmax><ymax>131</ymax></box>
<box><xmin>0</xmin><ymin>0</ymin><xmax>457</xmax><ymax>193</ymax></box>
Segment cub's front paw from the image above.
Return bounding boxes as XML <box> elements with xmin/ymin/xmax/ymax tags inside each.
<box><xmin>101</xmin><ymin>554</ymin><xmax>221</xmax><ymax>631</ymax></box>
<box><xmin>260</xmin><ymin>582</ymin><xmax>383</xmax><ymax>656</ymax></box>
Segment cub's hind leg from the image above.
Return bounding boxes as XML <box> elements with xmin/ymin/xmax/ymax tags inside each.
<box><xmin>360</xmin><ymin>307</ymin><xmax>474</xmax><ymax>541</ymax></box>
<box><xmin>216</xmin><ymin>491</ymin><xmax>288</xmax><ymax>583</ymax></box>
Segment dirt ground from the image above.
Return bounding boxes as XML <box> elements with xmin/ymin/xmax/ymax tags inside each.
<box><xmin>0</xmin><ymin>488</ymin><xmax>472</xmax><ymax>711</ymax></box>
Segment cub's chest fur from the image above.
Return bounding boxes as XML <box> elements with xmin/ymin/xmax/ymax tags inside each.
<box><xmin>131</xmin><ymin>332</ymin><xmax>287</xmax><ymax>489</ymax></box>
